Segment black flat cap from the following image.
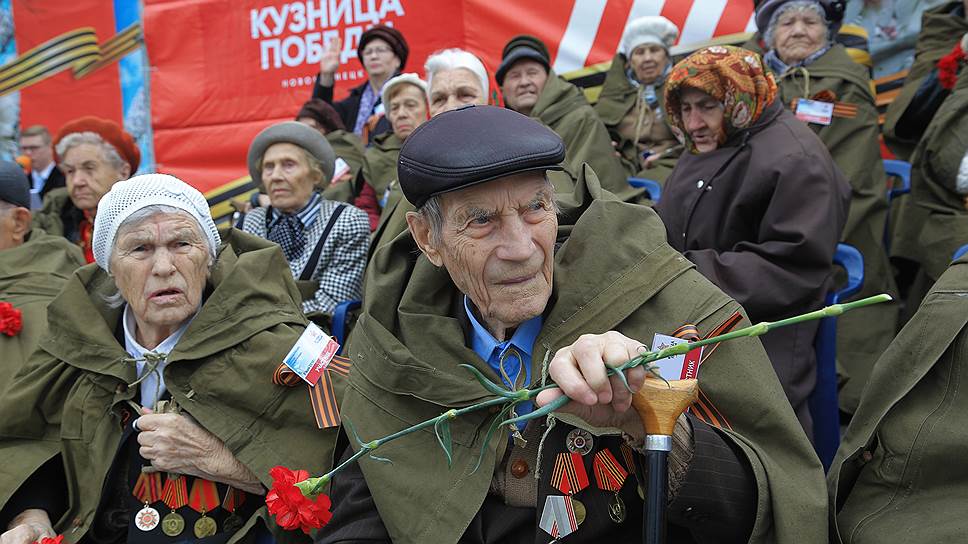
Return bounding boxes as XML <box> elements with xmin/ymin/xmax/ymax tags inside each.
<box><xmin>496</xmin><ymin>35</ymin><xmax>551</xmax><ymax>85</ymax></box>
<box><xmin>398</xmin><ymin>105</ymin><xmax>565</xmax><ymax>208</ymax></box>
<box><xmin>0</xmin><ymin>161</ymin><xmax>30</xmax><ymax>209</ymax></box>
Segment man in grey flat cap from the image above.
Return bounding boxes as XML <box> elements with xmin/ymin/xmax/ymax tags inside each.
<box><xmin>242</xmin><ymin>121</ymin><xmax>370</xmax><ymax>322</ymax></box>
<box><xmin>317</xmin><ymin>105</ymin><xmax>826</xmax><ymax>543</ymax></box>
<box><xmin>0</xmin><ymin>161</ymin><xmax>84</xmax><ymax>392</ymax></box>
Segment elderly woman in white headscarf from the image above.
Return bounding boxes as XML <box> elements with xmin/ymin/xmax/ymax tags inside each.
<box><xmin>595</xmin><ymin>15</ymin><xmax>682</xmax><ymax>183</ymax></box>
<box><xmin>0</xmin><ymin>174</ymin><xmax>341</xmax><ymax>544</ymax></box>
<box><xmin>756</xmin><ymin>0</ymin><xmax>900</xmax><ymax>417</ymax></box>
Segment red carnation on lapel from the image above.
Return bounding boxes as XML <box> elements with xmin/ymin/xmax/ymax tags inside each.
<box><xmin>34</xmin><ymin>536</ymin><xmax>64</xmax><ymax>544</ymax></box>
<box><xmin>266</xmin><ymin>466</ymin><xmax>333</xmax><ymax>534</ymax></box>
<box><xmin>937</xmin><ymin>43</ymin><xmax>966</xmax><ymax>90</ymax></box>
<box><xmin>0</xmin><ymin>302</ymin><xmax>22</xmax><ymax>337</ymax></box>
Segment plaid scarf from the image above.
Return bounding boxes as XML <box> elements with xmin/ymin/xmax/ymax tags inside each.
<box><xmin>266</xmin><ymin>192</ymin><xmax>322</xmax><ymax>261</ymax></box>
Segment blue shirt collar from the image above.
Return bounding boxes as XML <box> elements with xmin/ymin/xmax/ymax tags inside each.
<box><xmin>464</xmin><ymin>296</ymin><xmax>542</xmax><ymax>376</ymax></box>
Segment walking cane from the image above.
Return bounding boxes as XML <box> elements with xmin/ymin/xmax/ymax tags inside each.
<box><xmin>630</xmin><ymin>378</ymin><xmax>699</xmax><ymax>544</ymax></box>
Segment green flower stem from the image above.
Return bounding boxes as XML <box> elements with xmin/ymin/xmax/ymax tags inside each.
<box><xmin>295</xmin><ymin>294</ymin><xmax>890</xmax><ymax>497</ymax></box>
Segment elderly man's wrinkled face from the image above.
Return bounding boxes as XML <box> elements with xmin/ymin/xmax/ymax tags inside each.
<box><xmin>261</xmin><ymin>142</ymin><xmax>319</xmax><ymax>214</ymax></box>
<box><xmin>772</xmin><ymin>8</ymin><xmax>827</xmax><ymax>65</ymax></box>
<box><xmin>409</xmin><ymin>173</ymin><xmax>557</xmax><ymax>339</ymax></box>
<box><xmin>429</xmin><ymin>68</ymin><xmax>485</xmax><ymax>116</ymax></box>
<box><xmin>501</xmin><ymin>59</ymin><xmax>549</xmax><ymax>117</ymax></box>
<box><xmin>679</xmin><ymin>87</ymin><xmax>726</xmax><ymax>153</ymax></box>
<box><xmin>629</xmin><ymin>44</ymin><xmax>669</xmax><ymax>85</ymax></box>
<box><xmin>388</xmin><ymin>83</ymin><xmax>429</xmax><ymax>140</ymax></box>
<box><xmin>61</xmin><ymin>143</ymin><xmax>130</xmax><ymax>212</ymax></box>
<box><xmin>111</xmin><ymin>212</ymin><xmax>210</xmax><ymax>345</ymax></box>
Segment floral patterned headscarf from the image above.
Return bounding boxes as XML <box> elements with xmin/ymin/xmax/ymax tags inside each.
<box><xmin>664</xmin><ymin>45</ymin><xmax>778</xmax><ymax>153</ymax></box>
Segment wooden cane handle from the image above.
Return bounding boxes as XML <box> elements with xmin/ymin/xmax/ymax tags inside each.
<box><xmin>630</xmin><ymin>378</ymin><xmax>699</xmax><ymax>436</ymax></box>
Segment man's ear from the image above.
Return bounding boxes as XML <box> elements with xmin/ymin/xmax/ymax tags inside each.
<box><xmin>406</xmin><ymin>211</ymin><xmax>443</xmax><ymax>267</ymax></box>
<box><xmin>10</xmin><ymin>207</ymin><xmax>32</xmax><ymax>241</ymax></box>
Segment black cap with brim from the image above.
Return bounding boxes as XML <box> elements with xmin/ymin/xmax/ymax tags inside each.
<box><xmin>397</xmin><ymin>105</ymin><xmax>565</xmax><ymax>208</ymax></box>
<box><xmin>0</xmin><ymin>161</ymin><xmax>30</xmax><ymax>209</ymax></box>
<box><xmin>495</xmin><ymin>47</ymin><xmax>551</xmax><ymax>85</ymax></box>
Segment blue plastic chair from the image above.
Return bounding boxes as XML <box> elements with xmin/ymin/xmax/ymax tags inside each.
<box><xmin>954</xmin><ymin>244</ymin><xmax>968</xmax><ymax>261</ymax></box>
<box><xmin>810</xmin><ymin>243</ymin><xmax>864</xmax><ymax>472</ymax></box>
<box><xmin>332</xmin><ymin>299</ymin><xmax>362</xmax><ymax>354</ymax></box>
<box><xmin>628</xmin><ymin>177</ymin><xmax>662</xmax><ymax>203</ymax></box>
<box><xmin>883</xmin><ymin>159</ymin><xmax>912</xmax><ymax>251</ymax></box>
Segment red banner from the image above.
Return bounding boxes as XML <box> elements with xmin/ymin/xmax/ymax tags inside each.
<box><xmin>144</xmin><ymin>0</ymin><xmax>756</xmax><ymax>194</ymax></box>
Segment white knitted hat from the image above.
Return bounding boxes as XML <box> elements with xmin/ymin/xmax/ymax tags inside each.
<box><xmin>381</xmin><ymin>72</ymin><xmax>429</xmax><ymax>108</ymax></box>
<box><xmin>620</xmin><ymin>16</ymin><xmax>679</xmax><ymax>57</ymax></box>
<box><xmin>93</xmin><ymin>174</ymin><xmax>220</xmax><ymax>273</ymax></box>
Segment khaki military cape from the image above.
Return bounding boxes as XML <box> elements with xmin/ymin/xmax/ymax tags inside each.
<box><xmin>32</xmin><ymin>187</ymin><xmax>78</xmax><ymax>239</ymax></box>
<box><xmin>361</xmin><ymin>131</ymin><xmax>403</xmax><ymax>202</ymax></box>
<box><xmin>594</xmin><ymin>53</ymin><xmax>680</xmax><ymax>184</ymax></box>
<box><xmin>321</xmin><ymin>129</ymin><xmax>366</xmax><ymax>203</ymax></box>
<box><xmin>0</xmin><ymin>229</ymin><xmax>343</xmax><ymax>543</ymax></box>
<box><xmin>829</xmin><ymin>253</ymin><xmax>968</xmax><ymax>543</ymax></box>
<box><xmin>889</xmin><ymin>66</ymin><xmax>968</xmax><ymax>311</ymax></box>
<box><xmin>769</xmin><ymin>44</ymin><xmax>900</xmax><ymax>414</ymax></box>
<box><xmin>883</xmin><ymin>1</ymin><xmax>968</xmax><ymax>160</ymax></box>
<box><xmin>341</xmin><ymin>167</ymin><xmax>826</xmax><ymax>543</ymax></box>
<box><xmin>0</xmin><ymin>229</ymin><xmax>85</xmax><ymax>394</ymax></box>
<box><xmin>527</xmin><ymin>71</ymin><xmax>643</xmax><ymax>202</ymax></box>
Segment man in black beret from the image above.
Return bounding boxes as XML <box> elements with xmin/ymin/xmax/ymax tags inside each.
<box><xmin>318</xmin><ymin>105</ymin><xmax>827</xmax><ymax>543</ymax></box>
<box><xmin>496</xmin><ymin>35</ymin><xmax>642</xmax><ymax>202</ymax></box>
<box><xmin>0</xmin><ymin>161</ymin><xmax>84</xmax><ymax>392</ymax></box>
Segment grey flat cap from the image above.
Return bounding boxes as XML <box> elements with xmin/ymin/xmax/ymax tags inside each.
<box><xmin>398</xmin><ymin>105</ymin><xmax>565</xmax><ymax>208</ymax></box>
<box><xmin>0</xmin><ymin>161</ymin><xmax>30</xmax><ymax>208</ymax></box>
<box><xmin>247</xmin><ymin>121</ymin><xmax>336</xmax><ymax>185</ymax></box>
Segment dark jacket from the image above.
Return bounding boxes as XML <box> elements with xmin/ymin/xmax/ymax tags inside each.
<box><xmin>31</xmin><ymin>187</ymin><xmax>86</xmax><ymax>245</ymax></box>
<box><xmin>656</xmin><ymin>100</ymin><xmax>851</xmax><ymax>434</ymax></box>
<box><xmin>312</xmin><ymin>74</ymin><xmax>391</xmax><ymax>142</ymax></box>
<box><xmin>320</xmin><ymin>168</ymin><xmax>828</xmax><ymax>544</ymax></box>
<box><xmin>829</xmin><ymin>253</ymin><xmax>968</xmax><ymax>543</ymax></box>
<box><xmin>31</xmin><ymin>166</ymin><xmax>65</xmax><ymax>202</ymax></box>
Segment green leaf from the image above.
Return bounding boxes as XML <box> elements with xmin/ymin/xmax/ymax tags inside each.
<box><xmin>434</xmin><ymin>417</ymin><xmax>454</xmax><ymax>467</ymax></box>
<box><xmin>471</xmin><ymin>402</ymin><xmax>518</xmax><ymax>474</ymax></box>
<box><xmin>500</xmin><ymin>394</ymin><xmax>569</xmax><ymax>427</ymax></box>
<box><xmin>343</xmin><ymin>418</ymin><xmax>366</xmax><ymax>448</ymax></box>
<box><xmin>459</xmin><ymin>364</ymin><xmax>516</xmax><ymax>398</ymax></box>
<box><xmin>369</xmin><ymin>454</ymin><xmax>393</xmax><ymax>464</ymax></box>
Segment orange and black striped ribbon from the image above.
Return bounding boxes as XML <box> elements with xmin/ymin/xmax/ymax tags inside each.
<box><xmin>161</xmin><ymin>475</ymin><xmax>189</xmax><ymax>510</ymax></box>
<box><xmin>273</xmin><ymin>355</ymin><xmax>352</xmax><ymax>429</ymax></box>
<box><xmin>684</xmin><ymin>311</ymin><xmax>743</xmax><ymax>430</ymax></box>
<box><xmin>187</xmin><ymin>479</ymin><xmax>219</xmax><ymax>514</ymax></box>
<box><xmin>791</xmin><ymin>98</ymin><xmax>858</xmax><ymax>119</ymax></box>
<box><xmin>132</xmin><ymin>472</ymin><xmax>163</xmax><ymax>504</ymax></box>
<box><xmin>221</xmin><ymin>487</ymin><xmax>246</xmax><ymax>513</ymax></box>
<box><xmin>672</xmin><ymin>324</ymin><xmax>700</xmax><ymax>343</ymax></box>
<box><xmin>551</xmin><ymin>452</ymin><xmax>589</xmax><ymax>495</ymax></box>
<box><xmin>620</xmin><ymin>443</ymin><xmax>636</xmax><ymax>475</ymax></box>
<box><xmin>593</xmin><ymin>448</ymin><xmax>628</xmax><ymax>492</ymax></box>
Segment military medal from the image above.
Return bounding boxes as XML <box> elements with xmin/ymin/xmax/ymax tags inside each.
<box><xmin>620</xmin><ymin>443</ymin><xmax>637</xmax><ymax>475</ymax></box>
<box><xmin>565</xmin><ymin>428</ymin><xmax>593</xmax><ymax>456</ymax></box>
<box><xmin>538</xmin><ymin>495</ymin><xmax>579</xmax><ymax>539</ymax></box>
<box><xmin>593</xmin><ymin>448</ymin><xmax>629</xmax><ymax>523</ymax></box>
<box><xmin>548</xmin><ymin>451</ymin><xmax>589</xmax><ymax>532</ymax></box>
<box><xmin>221</xmin><ymin>486</ymin><xmax>247</xmax><ymax>535</ymax></box>
<box><xmin>570</xmin><ymin>496</ymin><xmax>586</xmax><ymax>526</ymax></box>
<box><xmin>160</xmin><ymin>474</ymin><xmax>189</xmax><ymax>537</ymax></box>
<box><xmin>132</xmin><ymin>471</ymin><xmax>163</xmax><ymax>531</ymax></box>
<box><xmin>551</xmin><ymin>452</ymin><xmax>590</xmax><ymax>495</ymax></box>
<box><xmin>188</xmin><ymin>478</ymin><xmax>220</xmax><ymax>538</ymax></box>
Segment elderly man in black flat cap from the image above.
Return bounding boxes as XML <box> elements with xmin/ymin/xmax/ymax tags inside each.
<box><xmin>317</xmin><ymin>105</ymin><xmax>827</xmax><ymax>544</ymax></box>
<box><xmin>496</xmin><ymin>36</ymin><xmax>640</xmax><ymax>201</ymax></box>
<box><xmin>0</xmin><ymin>161</ymin><xmax>84</xmax><ymax>392</ymax></box>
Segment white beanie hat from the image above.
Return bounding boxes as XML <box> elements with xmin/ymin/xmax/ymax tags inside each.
<box><xmin>93</xmin><ymin>173</ymin><xmax>221</xmax><ymax>273</ymax></box>
<box><xmin>381</xmin><ymin>72</ymin><xmax>429</xmax><ymax>109</ymax></box>
<box><xmin>621</xmin><ymin>16</ymin><xmax>679</xmax><ymax>57</ymax></box>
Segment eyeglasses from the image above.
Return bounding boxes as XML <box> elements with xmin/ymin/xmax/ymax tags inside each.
<box><xmin>362</xmin><ymin>45</ymin><xmax>393</xmax><ymax>57</ymax></box>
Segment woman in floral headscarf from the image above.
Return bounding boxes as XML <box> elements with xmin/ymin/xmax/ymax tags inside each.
<box><xmin>655</xmin><ymin>45</ymin><xmax>851</xmax><ymax>437</ymax></box>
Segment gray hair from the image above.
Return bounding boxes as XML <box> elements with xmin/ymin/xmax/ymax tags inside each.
<box><xmin>416</xmin><ymin>176</ymin><xmax>559</xmax><ymax>247</ymax></box>
<box><xmin>764</xmin><ymin>1</ymin><xmax>830</xmax><ymax>50</ymax></box>
<box><xmin>55</xmin><ymin>131</ymin><xmax>127</xmax><ymax>172</ymax></box>
<box><xmin>424</xmin><ymin>48</ymin><xmax>489</xmax><ymax>99</ymax></box>
<box><xmin>103</xmin><ymin>204</ymin><xmax>217</xmax><ymax>308</ymax></box>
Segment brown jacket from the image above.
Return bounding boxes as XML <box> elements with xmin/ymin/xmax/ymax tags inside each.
<box><xmin>656</xmin><ymin>100</ymin><xmax>851</xmax><ymax>433</ymax></box>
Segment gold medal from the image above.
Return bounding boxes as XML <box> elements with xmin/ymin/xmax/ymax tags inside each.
<box><xmin>569</xmin><ymin>497</ymin><xmax>586</xmax><ymax>526</ymax></box>
<box><xmin>194</xmin><ymin>515</ymin><xmax>218</xmax><ymax>538</ymax></box>
<box><xmin>161</xmin><ymin>511</ymin><xmax>185</xmax><ymax>536</ymax></box>
<box><xmin>607</xmin><ymin>493</ymin><xmax>626</xmax><ymax>524</ymax></box>
<box><xmin>134</xmin><ymin>505</ymin><xmax>160</xmax><ymax>531</ymax></box>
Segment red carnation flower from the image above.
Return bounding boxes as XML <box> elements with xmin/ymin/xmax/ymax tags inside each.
<box><xmin>0</xmin><ymin>302</ymin><xmax>22</xmax><ymax>337</ymax></box>
<box><xmin>938</xmin><ymin>43</ymin><xmax>966</xmax><ymax>90</ymax></box>
<box><xmin>266</xmin><ymin>466</ymin><xmax>333</xmax><ymax>534</ymax></box>
<box><xmin>34</xmin><ymin>536</ymin><xmax>64</xmax><ymax>544</ymax></box>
